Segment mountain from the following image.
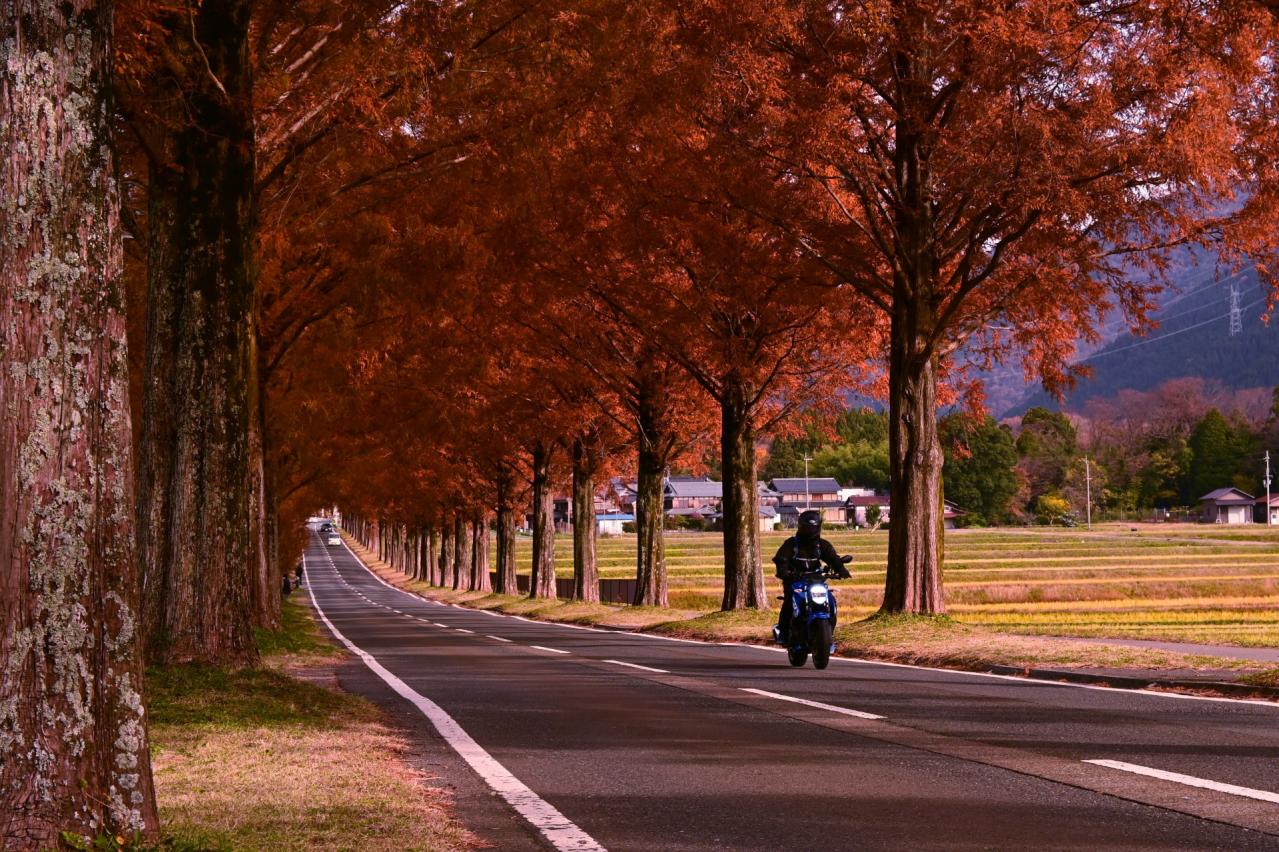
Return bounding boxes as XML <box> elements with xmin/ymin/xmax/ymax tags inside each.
<box><xmin>999</xmin><ymin>267</ymin><xmax>1279</xmax><ymax>417</ymax></box>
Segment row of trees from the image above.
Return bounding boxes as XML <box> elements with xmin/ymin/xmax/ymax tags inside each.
<box><xmin>10</xmin><ymin>1</ymin><xmax>1279</xmax><ymax>844</ymax></box>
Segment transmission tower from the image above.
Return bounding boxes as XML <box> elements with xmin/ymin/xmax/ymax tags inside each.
<box><xmin>1229</xmin><ymin>284</ymin><xmax>1243</xmax><ymax>337</ymax></box>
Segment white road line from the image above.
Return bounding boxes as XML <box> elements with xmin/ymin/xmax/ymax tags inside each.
<box><xmin>457</xmin><ymin>628</ymin><xmax>475</xmax><ymax>634</ymax></box>
<box><xmin>742</xmin><ymin>688</ymin><xmax>884</xmax><ymax>720</ymax></box>
<box><xmin>531</xmin><ymin>645</ymin><xmax>571</xmax><ymax>655</ymax></box>
<box><xmin>487</xmin><ymin>635</ymin><xmax>513</xmax><ymax>642</ymax></box>
<box><xmin>1084</xmin><ymin>759</ymin><xmax>1279</xmax><ymax>804</ymax></box>
<box><xmin>602</xmin><ymin>659</ymin><xmax>668</xmax><ymax>674</ymax></box>
<box><xmin>334</xmin><ymin>533</ymin><xmax>1279</xmax><ymax>710</ymax></box>
<box><xmin>304</xmin><ymin>574</ymin><xmax>605</xmax><ymax>852</ymax></box>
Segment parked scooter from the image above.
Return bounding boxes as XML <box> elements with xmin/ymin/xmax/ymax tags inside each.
<box><xmin>775</xmin><ymin>554</ymin><xmax>852</xmax><ymax>669</ymax></box>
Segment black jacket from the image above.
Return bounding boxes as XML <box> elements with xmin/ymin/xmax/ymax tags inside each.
<box><xmin>772</xmin><ymin>536</ymin><xmax>849</xmax><ymax>579</ymax></box>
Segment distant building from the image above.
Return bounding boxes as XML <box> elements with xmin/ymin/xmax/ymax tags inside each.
<box><xmin>664</xmin><ymin>476</ymin><xmax>723</xmax><ymax>511</ymax></box>
<box><xmin>596</xmin><ymin>513</ymin><xmax>634</xmax><ymax>536</ymax></box>
<box><xmin>1200</xmin><ymin>488</ymin><xmax>1256</xmax><ymax>524</ymax></box>
<box><xmin>846</xmin><ymin>494</ymin><xmax>890</xmax><ymax>527</ymax></box>
<box><xmin>1256</xmin><ymin>495</ymin><xmax>1279</xmax><ymax>525</ymax></box>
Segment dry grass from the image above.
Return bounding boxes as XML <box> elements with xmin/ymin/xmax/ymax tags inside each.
<box><xmin>148</xmin><ymin>597</ymin><xmax>476</xmax><ymax>851</ymax></box>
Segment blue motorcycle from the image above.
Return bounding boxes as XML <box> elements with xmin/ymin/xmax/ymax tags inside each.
<box><xmin>775</xmin><ymin>554</ymin><xmax>851</xmax><ymax>669</ymax></box>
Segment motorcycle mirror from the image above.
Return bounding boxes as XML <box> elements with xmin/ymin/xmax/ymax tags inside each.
<box><xmin>840</xmin><ymin>555</ymin><xmax>853</xmax><ymax>564</ymax></box>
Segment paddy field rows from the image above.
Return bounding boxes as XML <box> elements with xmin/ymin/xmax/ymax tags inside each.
<box><xmin>512</xmin><ymin>524</ymin><xmax>1279</xmax><ymax>647</ymax></box>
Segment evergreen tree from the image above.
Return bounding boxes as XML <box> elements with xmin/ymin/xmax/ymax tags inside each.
<box><xmin>942</xmin><ymin>416</ymin><xmax>1019</xmax><ymax>525</ymax></box>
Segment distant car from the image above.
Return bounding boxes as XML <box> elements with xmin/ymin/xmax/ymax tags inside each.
<box><xmin>326</xmin><ymin>533</ymin><xmax>341</xmax><ymax>546</ymax></box>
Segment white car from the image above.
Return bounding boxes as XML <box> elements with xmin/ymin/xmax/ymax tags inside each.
<box><xmin>326</xmin><ymin>533</ymin><xmax>341</xmax><ymax>546</ymax></box>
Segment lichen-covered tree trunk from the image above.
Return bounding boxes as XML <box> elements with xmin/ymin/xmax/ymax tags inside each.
<box><xmin>453</xmin><ymin>514</ymin><xmax>469</xmax><ymax>590</ymax></box>
<box><xmin>530</xmin><ymin>444</ymin><xmax>557</xmax><ymax>599</ymax></box>
<box><xmin>882</xmin><ymin>298</ymin><xmax>946</xmax><ymax>614</ymax></box>
<box><xmin>571</xmin><ymin>437</ymin><xmax>600</xmax><ymax>603</ymax></box>
<box><xmin>471</xmin><ymin>513</ymin><xmax>492</xmax><ymax>592</ymax></box>
<box><xmin>495</xmin><ymin>478</ymin><xmax>517</xmax><ymax>594</ymax></box>
<box><xmin>439</xmin><ymin>521</ymin><xmax>455</xmax><ymax>588</ymax></box>
<box><xmin>0</xmin><ymin>3</ymin><xmax>160</xmax><ymax>843</ymax></box>
<box><xmin>633</xmin><ymin>380</ymin><xmax>669</xmax><ymax>607</ymax></box>
<box><xmin>720</xmin><ymin>380</ymin><xmax>766</xmax><ymax>610</ymax></box>
<box><xmin>425</xmin><ymin>524</ymin><xmax>439</xmax><ymax>585</ymax></box>
<box><xmin>135</xmin><ymin>0</ymin><xmax>259</xmax><ymax>666</ymax></box>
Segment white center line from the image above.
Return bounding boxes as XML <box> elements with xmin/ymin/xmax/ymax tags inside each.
<box><xmin>741</xmin><ymin>688</ymin><xmax>884</xmax><ymax>720</ymax></box>
<box><xmin>486</xmin><ymin>635</ymin><xmax>513</xmax><ymax>643</ymax></box>
<box><xmin>457</xmin><ymin>628</ymin><xmax>475</xmax><ymax>634</ymax></box>
<box><xmin>602</xmin><ymin>659</ymin><xmax>668</xmax><ymax>674</ymax></box>
<box><xmin>531</xmin><ymin>645</ymin><xmax>570</xmax><ymax>655</ymax></box>
<box><xmin>1084</xmin><ymin>759</ymin><xmax>1279</xmax><ymax>804</ymax></box>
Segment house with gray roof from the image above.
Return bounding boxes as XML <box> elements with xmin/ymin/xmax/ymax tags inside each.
<box><xmin>1200</xmin><ymin>487</ymin><xmax>1256</xmax><ymax>524</ymax></box>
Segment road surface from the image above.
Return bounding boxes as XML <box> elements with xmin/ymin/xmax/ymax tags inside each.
<box><xmin>303</xmin><ymin>530</ymin><xmax>1279</xmax><ymax>851</ymax></box>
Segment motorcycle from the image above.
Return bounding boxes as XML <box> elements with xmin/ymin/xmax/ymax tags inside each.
<box><xmin>774</xmin><ymin>554</ymin><xmax>852</xmax><ymax>670</ymax></box>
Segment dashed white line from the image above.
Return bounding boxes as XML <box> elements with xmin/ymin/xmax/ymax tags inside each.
<box><xmin>1085</xmin><ymin>759</ymin><xmax>1279</xmax><ymax>804</ymax></box>
<box><xmin>602</xmin><ymin>659</ymin><xmax>668</xmax><ymax>674</ymax></box>
<box><xmin>741</xmin><ymin>688</ymin><xmax>884</xmax><ymax>720</ymax></box>
<box><xmin>531</xmin><ymin>645</ymin><xmax>570</xmax><ymax>655</ymax></box>
<box><xmin>457</xmin><ymin>628</ymin><xmax>475</xmax><ymax>634</ymax></box>
<box><xmin>304</xmin><ymin>579</ymin><xmax>605</xmax><ymax>851</ymax></box>
<box><xmin>487</xmin><ymin>635</ymin><xmax>513</xmax><ymax>642</ymax></box>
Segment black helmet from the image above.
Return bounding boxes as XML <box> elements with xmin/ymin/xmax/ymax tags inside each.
<box><xmin>797</xmin><ymin>509</ymin><xmax>822</xmax><ymax>540</ymax></box>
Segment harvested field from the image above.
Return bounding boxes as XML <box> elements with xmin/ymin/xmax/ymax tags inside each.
<box><xmin>511</xmin><ymin>523</ymin><xmax>1279</xmax><ymax>647</ymax></box>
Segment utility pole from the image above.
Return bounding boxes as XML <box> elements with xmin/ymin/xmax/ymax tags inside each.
<box><xmin>802</xmin><ymin>454</ymin><xmax>813</xmax><ymax>509</ymax></box>
<box><xmin>1084</xmin><ymin>457</ymin><xmax>1092</xmax><ymax>530</ymax></box>
<box><xmin>1265</xmin><ymin>451</ymin><xmax>1272</xmax><ymax>526</ymax></box>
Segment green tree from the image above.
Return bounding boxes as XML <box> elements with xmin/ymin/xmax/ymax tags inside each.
<box><xmin>761</xmin><ymin>434</ymin><xmax>821</xmax><ymax>480</ymax></box>
<box><xmin>1016</xmin><ymin>408</ymin><xmax>1079</xmax><ymax>508</ymax></box>
<box><xmin>1187</xmin><ymin>409</ymin><xmax>1256</xmax><ymax>500</ymax></box>
<box><xmin>1035</xmin><ymin>494</ymin><xmax>1073</xmax><ymax>525</ymax></box>
<box><xmin>942</xmin><ymin>416</ymin><xmax>1019</xmax><ymax>526</ymax></box>
<box><xmin>834</xmin><ymin>407</ymin><xmax>889</xmax><ymax>446</ymax></box>
<box><xmin>812</xmin><ymin>440</ymin><xmax>891</xmax><ymax>490</ymax></box>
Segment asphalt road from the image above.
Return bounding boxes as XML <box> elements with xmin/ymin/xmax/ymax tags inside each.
<box><xmin>303</xmin><ymin>529</ymin><xmax>1279</xmax><ymax>851</ymax></box>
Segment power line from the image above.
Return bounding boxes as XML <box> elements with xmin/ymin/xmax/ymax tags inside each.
<box><xmin>1077</xmin><ymin>295</ymin><xmax>1268</xmax><ymax>362</ymax></box>
<box><xmin>1229</xmin><ymin>284</ymin><xmax>1244</xmax><ymax>337</ymax></box>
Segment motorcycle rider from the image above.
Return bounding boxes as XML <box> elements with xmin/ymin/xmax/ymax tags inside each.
<box><xmin>772</xmin><ymin>509</ymin><xmax>851</xmax><ymax>643</ymax></box>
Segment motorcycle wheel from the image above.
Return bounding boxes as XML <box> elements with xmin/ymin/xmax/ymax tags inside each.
<box><xmin>811</xmin><ymin>621</ymin><xmax>832</xmax><ymax>669</ymax></box>
<box><xmin>787</xmin><ymin>647</ymin><xmax>808</xmax><ymax>667</ymax></box>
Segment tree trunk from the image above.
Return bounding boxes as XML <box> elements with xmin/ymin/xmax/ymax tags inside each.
<box><xmin>439</xmin><ymin>522</ymin><xmax>454</xmax><ymax>588</ymax></box>
<box><xmin>495</xmin><ymin>477</ymin><xmax>518</xmax><ymax>594</ymax></box>
<box><xmin>426</xmin><ymin>524</ymin><xmax>438</xmax><ymax>584</ymax></box>
<box><xmin>720</xmin><ymin>381</ymin><xmax>767</xmax><ymax>610</ymax></box>
<box><xmin>571</xmin><ymin>438</ymin><xmax>600</xmax><ymax>602</ymax></box>
<box><xmin>881</xmin><ymin>295</ymin><xmax>946</xmax><ymax>614</ymax></box>
<box><xmin>135</xmin><ymin>0</ymin><xmax>258</xmax><ymax>667</ymax></box>
<box><xmin>633</xmin><ymin>382</ymin><xmax>668</xmax><ymax>606</ymax></box>
<box><xmin>530</xmin><ymin>444</ymin><xmax>557</xmax><ymax>599</ymax></box>
<box><xmin>0</xmin><ymin>3</ymin><xmax>160</xmax><ymax>842</ymax></box>
<box><xmin>472</xmin><ymin>513</ymin><xmax>492</xmax><ymax>592</ymax></box>
<box><xmin>453</xmin><ymin>514</ymin><xmax>470</xmax><ymax>591</ymax></box>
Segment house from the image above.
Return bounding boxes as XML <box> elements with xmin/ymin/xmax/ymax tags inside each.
<box><xmin>596</xmin><ymin>513</ymin><xmax>634</xmax><ymax>536</ymax></box>
<box><xmin>943</xmin><ymin>500</ymin><xmax>967</xmax><ymax>530</ymax></box>
<box><xmin>1200</xmin><ymin>488</ymin><xmax>1256</xmax><ymax>524</ymax></box>
<box><xmin>664</xmin><ymin>476</ymin><xmax>723</xmax><ymax>511</ymax></box>
<box><xmin>846</xmin><ymin>494</ymin><xmax>890</xmax><ymax>527</ymax></box>
<box><xmin>757</xmin><ymin>481</ymin><xmax>783</xmax><ymax>509</ymax></box>
<box><xmin>709</xmin><ymin>504</ymin><xmax>778</xmax><ymax>533</ymax></box>
<box><xmin>1256</xmin><ymin>495</ymin><xmax>1279</xmax><ymax>525</ymax></box>
<box><xmin>604</xmin><ymin>477</ymin><xmax>638</xmax><ymax>515</ymax></box>
<box><xmin>771</xmin><ymin>477</ymin><xmax>843</xmax><ymax>505</ymax></box>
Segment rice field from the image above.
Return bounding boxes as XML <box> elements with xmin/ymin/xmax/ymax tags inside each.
<box><xmin>512</xmin><ymin>523</ymin><xmax>1279</xmax><ymax>647</ymax></box>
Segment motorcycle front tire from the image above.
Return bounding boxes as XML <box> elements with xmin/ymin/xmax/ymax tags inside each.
<box><xmin>811</xmin><ymin>620</ymin><xmax>832</xmax><ymax>669</ymax></box>
<box><xmin>787</xmin><ymin>647</ymin><xmax>808</xmax><ymax>667</ymax></box>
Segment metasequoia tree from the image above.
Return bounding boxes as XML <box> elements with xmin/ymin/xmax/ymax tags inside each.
<box><xmin>0</xmin><ymin>1</ymin><xmax>159</xmax><ymax>843</ymax></box>
<box><xmin>693</xmin><ymin>0</ymin><xmax>1279</xmax><ymax>612</ymax></box>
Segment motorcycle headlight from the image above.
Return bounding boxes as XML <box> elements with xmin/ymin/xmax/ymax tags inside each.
<box><xmin>809</xmin><ymin>584</ymin><xmax>829</xmax><ymax>605</ymax></box>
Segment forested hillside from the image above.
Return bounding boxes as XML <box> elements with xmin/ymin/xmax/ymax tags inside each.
<box><xmin>1006</xmin><ymin>268</ymin><xmax>1278</xmax><ymax>416</ymax></box>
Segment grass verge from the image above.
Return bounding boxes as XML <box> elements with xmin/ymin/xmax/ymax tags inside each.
<box><xmin>148</xmin><ymin>596</ymin><xmax>475</xmax><ymax>851</ymax></box>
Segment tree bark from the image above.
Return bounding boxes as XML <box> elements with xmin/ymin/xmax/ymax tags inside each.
<box><xmin>135</xmin><ymin>0</ymin><xmax>258</xmax><ymax>666</ymax></box>
<box><xmin>472</xmin><ymin>513</ymin><xmax>492</xmax><ymax>592</ymax></box>
<box><xmin>530</xmin><ymin>443</ymin><xmax>557</xmax><ymax>599</ymax></box>
<box><xmin>633</xmin><ymin>379</ymin><xmax>669</xmax><ymax>606</ymax></box>
<box><xmin>452</xmin><ymin>513</ymin><xmax>470</xmax><ymax>591</ymax></box>
<box><xmin>439</xmin><ymin>522</ymin><xmax>454</xmax><ymax>588</ymax></box>
<box><xmin>882</xmin><ymin>315</ymin><xmax>946</xmax><ymax>614</ymax></box>
<box><xmin>0</xmin><ymin>2</ymin><xmax>160</xmax><ymax>842</ymax></box>
<box><xmin>571</xmin><ymin>437</ymin><xmax>600</xmax><ymax>602</ymax></box>
<box><xmin>720</xmin><ymin>379</ymin><xmax>767</xmax><ymax>610</ymax></box>
<box><xmin>495</xmin><ymin>475</ymin><xmax>518</xmax><ymax>594</ymax></box>
<box><xmin>426</xmin><ymin>524</ymin><xmax>439</xmax><ymax>585</ymax></box>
